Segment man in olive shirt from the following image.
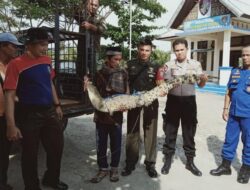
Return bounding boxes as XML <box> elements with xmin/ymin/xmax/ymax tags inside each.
<box><xmin>74</xmin><ymin>0</ymin><xmax>106</xmax><ymax>75</ymax></box>
<box><xmin>121</xmin><ymin>38</ymin><xmax>159</xmax><ymax>178</ymax></box>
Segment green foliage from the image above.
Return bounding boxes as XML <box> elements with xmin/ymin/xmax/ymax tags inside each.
<box><xmin>101</xmin><ymin>0</ymin><xmax>166</xmax><ymax>49</ymax></box>
<box><xmin>0</xmin><ymin>0</ymin><xmax>82</xmax><ymax>31</ymax></box>
<box><xmin>151</xmin><ymin>49</ymin><xmax>170</xmax><ymax>65</ymax></box>
<box><xmin>0</xmin><ymin>0</ymin><xmax>166</xmax><ymax>55</ymax></box>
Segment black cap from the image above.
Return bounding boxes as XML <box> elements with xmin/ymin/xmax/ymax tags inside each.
<box><xmin>26</xmin><ymin>27</ymin><xmax>49</xmax><ymax>44</ymax></box>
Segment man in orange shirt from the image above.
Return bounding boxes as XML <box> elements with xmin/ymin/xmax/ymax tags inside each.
<box><xmin>0</xmin><ymin>33</ymin><xmax>22</xmax><ymax>190</ymax></box>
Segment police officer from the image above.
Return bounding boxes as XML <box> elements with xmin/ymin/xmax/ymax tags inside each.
<box><xmin>210</xmin><ymin>45</ymin><xmax>250</xmax><ymax>184</ymax></box>
<box><xmin>121</xmin><ymin>38</ymin><xmax>160</xmax><ymax>178</ymax></box>
<box><xmin>159</xmin><ymin>38</ymin><xmax>207</xmax><ymax>176</ymax></box>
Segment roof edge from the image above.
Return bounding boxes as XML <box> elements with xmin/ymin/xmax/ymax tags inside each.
<box><xmin>219</xmin><ymin>0</ymin><xmax>243</xmax><ymax>17</ymax></box>
<box><xmin>166</xmin><ymin>0</ymin><xmax>186</xmax><ymax>29</ymax></box>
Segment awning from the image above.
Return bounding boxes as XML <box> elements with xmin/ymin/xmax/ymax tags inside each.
<box><xmin>156</xmin><ymin>29</ymin><xmax>183</xmax><ymax>40</ymax></box>
<box><xmin>157</xmin><ymin>27</ymin><xmax>250</xmax><ymax>41</ymax></box>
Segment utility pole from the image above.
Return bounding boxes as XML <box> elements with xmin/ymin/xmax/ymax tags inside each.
<box><xmin>129</xmin><ymin>0</ymin><xmax>132</xmax><ymax>60</ymax></box>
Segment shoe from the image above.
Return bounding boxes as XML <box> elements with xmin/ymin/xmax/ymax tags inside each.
<box><xmin>237</xmin><ymin>164</ymin><xmax>250</xmax><ymax>184</ymax></box>
<box><xmin>185</xmin><ymin>158</ymin><xmax>202</xmax><ymax>176</ymax></box>
<box><xmin>144</xmin><ymin>161</ymin><xmax>158</xmax><ymax>178</ymax></box>
<box><xmin>161</xmin><ymin>156</ymin><xmax>172</xmax><ymax>175</ymax></box>
<box><xmin>110</xmin><ymin>168</ymin><xmax>119</xmax><ymax>182</ymax></box>
<box><xmin>90</xmin><ymin>170</ymin><xmax>109</xmax><ymax>183</ymax></box>
<box><xmin>42</xmin><ymin>179</ymin><xmax>68</xmax><ymax>190</ymax></box>
<box><xmin>210</xmin><ymin>159</ymin><xmax>231</xmax><ymax>176</ymax></box>
<box><xmin>0</xmin><ymin>184</ymin><xmax>13</xmax><ymax>190</ymax></box>
<box><xmin>121</xmin><ymin>166</ymin><xmax>135</xmax><ymax>176</ymax></box>
<box><xmin>146</xmin><ymin>166</ymin><xmax>158</xmax><ymax>178</ymax></box>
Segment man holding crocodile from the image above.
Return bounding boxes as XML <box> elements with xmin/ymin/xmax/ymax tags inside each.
<box><xmin>158</xmin><ymin>38</ymin><xmax>208</xmax><ymax>176</ymax></box>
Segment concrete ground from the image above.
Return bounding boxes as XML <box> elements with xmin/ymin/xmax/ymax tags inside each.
<box><xmin>8</xmin><ymin>92</ymin><xmax>250</xmax><ymax>189</ymax></box>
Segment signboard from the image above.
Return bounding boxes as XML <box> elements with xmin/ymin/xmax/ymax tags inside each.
<box><xmin>198</xmin><ymin>0</ymin><xmax>211</xmax><ymax>19</ymax></box>
<box><xmin>184</xmin><ymin>14</ymin><xmax>231</xmax><ymax>32</ymax></box>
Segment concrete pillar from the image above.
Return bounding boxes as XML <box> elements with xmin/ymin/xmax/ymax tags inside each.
<box><xmin>193</xmin><ymin>41</ymin><xmax>198</xmax><ymax>60</ymax></box>
<box><xmin>222</xmin><ymin>30</ymin><xmax>231</xmax><ymax>67</ymax></box>
<box><xmin>206</xmin><ymin>41</ymin><xmax>212</xmax><ymax>75</ymax></box>
<box><xmin>187</xmin><ymin>38</ymin><xmax>191</xmax><ymax>59</ymax></box>
<box><xmin>219</xmin><ymin>30</ymin><xmax>232</xmax><ymax>86</ymax></box>
<box><xmin>213</xmin><ymin>39</ymin><xmax>219</xmax><ymax>77</ymax></box>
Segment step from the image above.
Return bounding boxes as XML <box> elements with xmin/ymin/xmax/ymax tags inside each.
<box><xmin>195</xmin><ymin>83</ymin><xmax>227</xmax><ymax>95</ymax></box>
<box><xmin>196</xmin><ymin>88</ymin><xmax>226</xmax><ymax>95</ymax></box>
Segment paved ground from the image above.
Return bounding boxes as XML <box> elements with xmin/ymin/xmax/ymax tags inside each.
<box><xmin>8</xmin><ymin>92</ymin><xmax>250</xmax><ymax>189</ymax></box>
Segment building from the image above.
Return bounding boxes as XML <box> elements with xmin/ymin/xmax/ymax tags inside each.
<box><xmin>157</xmin><ymin>0</ymin><xmax>250</xmax><ymax>85</ymax></box>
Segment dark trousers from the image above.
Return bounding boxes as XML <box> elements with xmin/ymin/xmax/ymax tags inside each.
<box><xmin>125</xmin><ymin>100</ymin><xmax>158</xmax><ymax>168</ymax></box>
<box><xmin>17</xmin><ymin>106</ymin><xmax>64</xmax><ymax>190</ymax></box>
<box><xmin>96</xmin><ymin>122</ymin><xmax>122</xmax><ymax>169</ymax></box>
<box><xmin>0</xmin><ymin>116</ymin><xmax>11</xmax><ymax>186</ymax></box>
<box><xmin>163</xmin><ymin>95</ymin><xmax>197</xmax><ymax>158</ymax></box>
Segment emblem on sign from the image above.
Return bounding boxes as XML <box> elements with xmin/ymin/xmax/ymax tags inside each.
<box><xmin>199</xmin><ymin>0</ymin><xmax>211</xmax><ymax>16</ymax></box>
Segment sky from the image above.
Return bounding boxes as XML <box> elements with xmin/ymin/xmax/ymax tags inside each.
<box><xmin>152</xmin><ymin>0</ymin><xmax>182</xmax><ymax>51</ymax></box>
<box><xmin>103</xmin><ymin>0</ymin><xmax>182</xmax><ymax>52</ymax></box>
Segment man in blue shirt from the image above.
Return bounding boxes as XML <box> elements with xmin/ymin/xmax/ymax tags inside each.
<box><xmin>4</xmin><ymin>28</ymin><xmax>68</xmax><ymax>190</ymax></box>
<box><xmin>210</xmin><ymin>45</ymin><xmax>250</xmax><ymax>184</ymax></box>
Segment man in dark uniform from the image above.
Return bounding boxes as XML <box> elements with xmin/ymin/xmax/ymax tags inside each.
<box><xmin>121</xmin><ymin>38</ymin><xmax>160</xmax><ymax>178</ymax></box>
<box><xmin>210</xmin><ymin>45</ymin><xmax>250</xmax><ymax>184</ymax></box>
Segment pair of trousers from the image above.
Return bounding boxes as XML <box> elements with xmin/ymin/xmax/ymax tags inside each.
<box><xmin>125</xmin><ymin>100</ymin><xmax>158</xmax><ymax>168</ymax></box>
<box><xmin>17</xmin><ymin>105</ymin><xmax>64</xmax><ymax>190</ymax></box>
<box><xmin>0</xmin><ymin>116</ymin><xmax>11</xmax><ymax>186</ymax></box>
<box><xmin>222</xmin><ymin>115</ymin><xmax>250</xmax><ymax>166</ymax></box>
<box><xmin>95</xmin><ymin>122</ymin><xmax>122</xmax><ymax>169</ymax></box>
<box><xmin>163</xmin><ymin>95</ymin><xmax>197</xmax><ymax>158</ymax></box>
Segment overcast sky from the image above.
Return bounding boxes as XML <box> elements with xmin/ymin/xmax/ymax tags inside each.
<box><xmin>103</xmin><ymin>0</ymin><xmax>182</xmax><ymax>51</ymax></box>
<box><xmin>152</xmin><ymin>0</ymin><xmax>182</xmax><ymax>51</ymax></box>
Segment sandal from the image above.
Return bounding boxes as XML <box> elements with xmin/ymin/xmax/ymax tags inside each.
<box><xmin>90</xmin><ymin>170</ymin><xmax>109</xmax><ymax>183</ymax></box>
<box><xmin>110</xmin><ymin>168</ymin><xmax>119</xmax><ymax>182</ymax></box>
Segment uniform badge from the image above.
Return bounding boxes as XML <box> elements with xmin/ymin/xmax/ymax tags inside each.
<box><xmin>235</xmin><ymin>69</ymin><xmax>240</xmax><ymax>74</ymax></box>
<box><xmin>148</xmin><ymin>67</ymin><xmax>154</xmax><ymax>73</ymax></box>
<box><xmin>247</xmin><ymin>86</ymin><xmax>250</xmax><ymax>92</ymax></box>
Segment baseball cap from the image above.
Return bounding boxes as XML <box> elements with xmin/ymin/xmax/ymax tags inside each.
<box><xmin>0</xmin><ymin>32</ymin><xmax>23</xmax><ymax>46</ymax></box>
<box><xmin>25</xmin><ymin>27</ymin><xmax>49</xmax><ymax>44</ymax></box>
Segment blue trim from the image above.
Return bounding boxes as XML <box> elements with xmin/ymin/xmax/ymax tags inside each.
<box><xmin>219</xmin><ymin>66</ymin><xmax>232</xmax><ymax>70</ymax></box>
<box><xmin>195</xmin><ymin>82</ymin><xmax>227</xmax><ymax>95</ymax></box>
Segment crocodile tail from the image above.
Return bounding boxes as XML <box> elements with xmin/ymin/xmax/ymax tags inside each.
<box><xmin>86</xmin><ymin>83</ymin><xmax>108</xmax><ymax>112</ymax></box>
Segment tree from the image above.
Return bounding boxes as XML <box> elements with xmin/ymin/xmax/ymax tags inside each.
<box><xmin>0</xmin><ymin>0</ymin><xmax>82</xmax><ymax>31</ymax></box>
<box><xmin>0</xmin><ymin>0</ymin><xmax>166</xmax><ymax>52</ymax></box>
<box><xmin>100</xmin><ymin>0</ymin><xmax>166</xmax><ymax>49</ymax></box>
<box><xmin>151</xmin><ymin>49</ymin><xmax>170</xmax><ymax>65</ymax></box>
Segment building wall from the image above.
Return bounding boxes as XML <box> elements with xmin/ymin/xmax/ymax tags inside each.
<box><xmin>179</xmin><ymin>0</ymin><xmax>234</xmax><ymax>29</ymax></box>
